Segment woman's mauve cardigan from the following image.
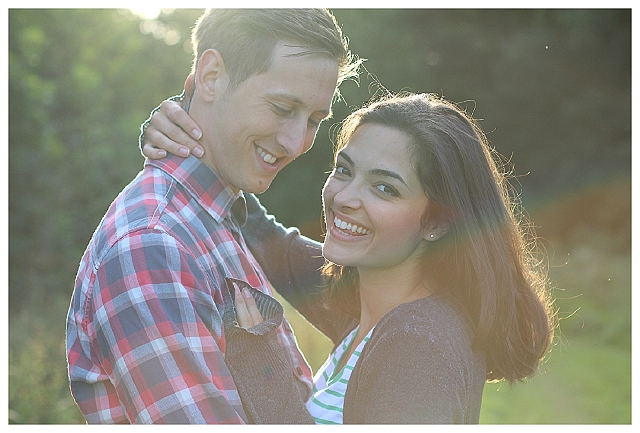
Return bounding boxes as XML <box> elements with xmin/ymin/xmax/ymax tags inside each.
<box><xmin>225</xmin><ymin>194</ymin><xmax>486</xmax><ymax>424</ymax></box>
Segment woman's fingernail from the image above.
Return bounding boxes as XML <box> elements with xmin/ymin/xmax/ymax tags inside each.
<box><xmin>158</xmin><ymin>150</ymin><xmax>166</xmax><ymax>157</ymax></box>
<box><xmin>194</xmin><ymin>147</ymin><xmax>204</xmax><ymax>157</ymax></box>
<box><xmin>242</xmin><ymin>287</ymin><xmax>252</xmax><ymax>299</ymax></box>
<box><xmin>179</xmin><ymin>147</ymin><xmax>189</xmax><ymax>156</ymax></box>
<box><xmin>192</xmin><ymin>129</ymin><xmax>202</xmax><ymax>139</ymax></box>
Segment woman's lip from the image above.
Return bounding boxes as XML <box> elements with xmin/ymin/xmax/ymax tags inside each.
<box><xmin>329</xmin><ymin>211</ymin><xmax>371</xmax><ymax>237</ymax></box>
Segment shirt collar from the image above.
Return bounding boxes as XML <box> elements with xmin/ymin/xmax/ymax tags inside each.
<box><xmin>146</xmin><ymin>153</ymin><xmax>246</xmax><ymax>226</ymax></box>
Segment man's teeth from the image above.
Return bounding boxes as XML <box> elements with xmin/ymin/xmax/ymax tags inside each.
<box><xmin>257</xmin><ymin>145</ymin><xmax>277</xmax><ymax>164</ymax></box>
<box><xmin>334</xmin><ymin>217</ymin><xmax>370</xmax><ymax>235</ymax></box>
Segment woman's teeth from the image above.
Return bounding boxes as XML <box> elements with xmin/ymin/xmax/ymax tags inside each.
<box><xmin>257</xmin><ymin>145</ymin><xmax>277</xmax><ymax>164</ymax></box>
<box><xmin>334</xmin><ymin>216</ymin><xmax>370</xmax><ymax>235</ymax></box>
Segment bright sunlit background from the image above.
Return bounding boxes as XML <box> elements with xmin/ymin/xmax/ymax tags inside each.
<box><xmin>7</xmin><ymin>8</ymin><xmax>632</xmax><ymax>424</ymax></box>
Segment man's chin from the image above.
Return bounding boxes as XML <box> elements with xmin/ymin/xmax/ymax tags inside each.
<box><xmin>244</xmin><ymin>179</ymin><xmax>273</xmax><ymax>195</ymax></box>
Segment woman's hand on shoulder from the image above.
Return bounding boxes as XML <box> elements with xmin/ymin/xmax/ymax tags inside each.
<box><xmin>142</xmin><ymin>74</ymin><xmax>205</xmax><ymax>160</ymax></box>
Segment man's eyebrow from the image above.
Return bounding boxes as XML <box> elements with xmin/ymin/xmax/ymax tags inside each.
<box><xmin>337</xmin><ymin>151</ymin><xmax>409</xmax><ymax>187</ymax></box>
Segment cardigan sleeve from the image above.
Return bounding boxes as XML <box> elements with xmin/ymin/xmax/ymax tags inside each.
<box><xmin>221</xmin><ymin>278</ymin><xmax>315</xmax><ymax>424</ymax></box>
<box><xmin>343</xmin><ymin>299</ymin><xmax>485</xmax><ymax>424</ymax></box>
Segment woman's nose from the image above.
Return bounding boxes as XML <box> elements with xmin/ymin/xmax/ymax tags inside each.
<box><xmin>332</xmin><ymin>181</ymin><xmax>362</xmax><ymax>210</ymax></box>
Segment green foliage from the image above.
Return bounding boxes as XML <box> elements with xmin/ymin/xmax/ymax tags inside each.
<box><xmin>8</xmin><ymin>9</ymin><xmax>630</xmax><ymax>424</ymax></box>
<box><xmin>262</xmin><ymin>9</ymin><xmax>631</xmax><ymax>228</ymax></box>
<box><xmin>8</xmin><ymin>9</ymin><xmax>202</xmax><ymax>313</ymax></box>
<box><xmin>8</xmin><ymin>298</ymin><xmax>84</xmax><ymax>424</ymax></box>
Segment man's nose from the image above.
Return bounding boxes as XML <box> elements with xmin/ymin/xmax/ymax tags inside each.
<box><xmin>277</xmin><ymin>120</ymin><xmax>312</xmax><ymax>158</ymax></box>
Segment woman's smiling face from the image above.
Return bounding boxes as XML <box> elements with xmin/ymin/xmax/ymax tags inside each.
<box><xmin>322</xmin><ymin>123</ymin><xmax>432</xmax><ymax>271</ymax></box>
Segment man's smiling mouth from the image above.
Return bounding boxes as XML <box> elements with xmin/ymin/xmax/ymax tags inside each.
<box><xmin>256</xmin><ymin>145</ymin><xmax>277</xmax><ymax>164</ymax></box>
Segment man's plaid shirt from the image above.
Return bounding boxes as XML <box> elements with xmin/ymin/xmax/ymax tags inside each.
<box><xmin>66</xmin><ymin>153</ymin><xmax>313</xmax><ymax>423</ymax></box>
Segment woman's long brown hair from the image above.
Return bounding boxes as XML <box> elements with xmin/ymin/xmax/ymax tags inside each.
<box><xmin>322</xmin><ymin>93</ymin><xmax>555</xmax><ymax>384</ymax></box>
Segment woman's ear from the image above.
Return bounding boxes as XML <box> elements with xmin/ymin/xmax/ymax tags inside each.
<box><xmin>424</xmin><ymin>218</ymin><xmax>450</xmax><ymax>242</ymax></box>
<box><xmin>195</xmin><ymin>49</ymin><xmax>228</xmax><ymax>102</ymax></box>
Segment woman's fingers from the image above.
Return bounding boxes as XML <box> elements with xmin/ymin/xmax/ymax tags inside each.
<box><xmin>233</xmin><ymin>283</ymin><xmax>265</xmax><ymax>329</ymax></box>
<box><xmin>141</xmin><ymin>132</ymin><xmax>167</xmax><ymax>159</ymax></box>
<box><xmin>142</xmin><ymin>125</ymin><xmax>184</xmax><ymax>159</ymax></box>
<box><xmin>142</xmin><ymin>99</ymin><xmax>204</xmax><ymax>159</ymax></box>
<box><xmin>160</xmin><ymin>99</ymin><xmax>203</xmax><ymax>142</ymax></box>
<box><xmin>242</xmin><ymin>287</ymin><xmax>264</xmax><ymax>326</ymax></box>
<box><xmin>184</xmin><ymin>73</ymin><xmax>196</xmax><ymax>96</ymax></box>
<box><xmin>233</xmin><ymin>285</ymin><xmax>253</xmax><ymax>328</ymax></box>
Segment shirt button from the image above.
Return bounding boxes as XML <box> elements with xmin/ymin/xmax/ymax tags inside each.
<box><xmin>295</xmin><ymin>367</ymin><xmax>303</xmax><ymax>376</ymax></box>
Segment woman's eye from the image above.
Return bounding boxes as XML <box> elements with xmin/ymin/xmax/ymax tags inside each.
<box><xmin>335</xmin><ymin>165</ymin><xmax>350</xmax><ymax>176</ymax></box>
<box><xmin>375</xmin><ymin>184</ymin><xmax>399</xmax><ymax>196</ymax></box>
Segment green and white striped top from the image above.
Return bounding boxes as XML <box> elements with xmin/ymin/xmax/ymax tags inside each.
<box><xmin>306</xmin><ymin>326</ymin><xmax>374</xmax><ymax>424</ymax></box>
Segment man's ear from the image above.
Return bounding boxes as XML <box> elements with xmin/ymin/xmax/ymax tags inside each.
<box><xmin>424</xmin><ymin>218</ymin><xmax>450</xmax><ymax>242</ymax></box>
<box><xmin>195</xmin><ymin>49</ymin><xmax>228</xmax><ymax>102</ymax></box>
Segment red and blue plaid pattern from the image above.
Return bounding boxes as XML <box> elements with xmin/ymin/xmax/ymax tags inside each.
<box><xmin>66</xmin><ymin>153</ymin><xmax>312</xmax><ymax>423</ymax></box>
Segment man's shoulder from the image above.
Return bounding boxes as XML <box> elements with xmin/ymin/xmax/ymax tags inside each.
<box><xmin>113</xmin><ymin>167</ymin><xmax>174</xmax><ymax>226</ymax></box>
<box><xmin>73</xmin><ymin>165</ymin><xmax>225</xmax><ymax>307</ymax></box>
<box><xmin>86</xmin><ymin>167</ymin><xmax>177</xmax><ymax>259</ymax></box>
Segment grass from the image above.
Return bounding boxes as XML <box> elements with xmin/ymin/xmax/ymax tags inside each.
<box><xmin>8</xmin><ymin>298</ymin><xmax>84</xmax><ymax>424</ymax></box>
<box><xmin>480</xmin><ymin>336</ymin><xmax>631</xmax><ymax>423</ymax></box>
<box><xmin>9</xmin><ymin>270</ymin><xmax>631</xmax><ymax>424</ymax></box>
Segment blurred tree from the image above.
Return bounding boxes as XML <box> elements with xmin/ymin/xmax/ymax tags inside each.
<box><xmin>9</xmin><ymin>7</ymin><xmax>630</xmax><ymax>320</ymax></box>
<box><xmin>8</xmin><ymin>9</ymin><xmax>202</xmax><ymax>315</ymax></box>
<box><xmin>261</xmin><ymin>9</ymin><xmax>631</xmax><ymax>231</ymax></box>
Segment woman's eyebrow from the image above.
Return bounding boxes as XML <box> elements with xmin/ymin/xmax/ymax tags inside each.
<box><xmin>336</xmin><ymin>151</ymin><xmax>354</xmax><ymax>166</ymax></box>
<box><xmin>370</xmin><ymin>168</ymin><xmax>409</xmax><ymax>187</ymax></box>
<box><xmin>337</xmin><ymin>150</ymin><xmax>408</xmax><ymax>187</ymax></box>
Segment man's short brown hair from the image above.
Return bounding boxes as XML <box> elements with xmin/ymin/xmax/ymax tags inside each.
<box><xmin>191</xmin><ymin>9</ymin><xmax>361</xmax><ymax>96</ymax></box>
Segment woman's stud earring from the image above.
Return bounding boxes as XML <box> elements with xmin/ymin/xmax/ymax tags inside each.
<box><xmin>430</xmin><ymin>234</ymin><xmax>435</xmax><ymax>239</ymax></box>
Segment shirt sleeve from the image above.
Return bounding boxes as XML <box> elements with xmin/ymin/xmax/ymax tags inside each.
<box><xmin>88</xmin><ymin>228</ymin><xmax>246</xmax><ymax>424</ymax></box>
<box><xmin>242</xmin><ymin>193</ymin><xmax>325</xmax><ymax>292</ymax></box>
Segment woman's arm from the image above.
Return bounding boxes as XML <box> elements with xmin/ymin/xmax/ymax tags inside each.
<box><xmin>243</xmin><ymin>193</ymin><xmax>351</xmax><ymax>344</ymax></box>
<box><xmin>139</xmin><ymin>74</ymin><xmax>205</xmax><ymax>160</ymax></box>
<box><xmin>224</xmin><ymin>279</ymin><xmax>315</xmax><ymax>424</ymax></box>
